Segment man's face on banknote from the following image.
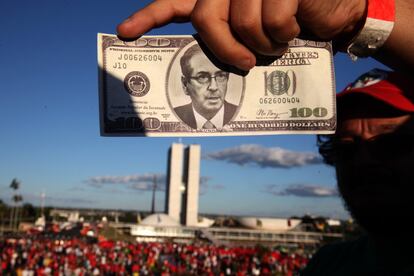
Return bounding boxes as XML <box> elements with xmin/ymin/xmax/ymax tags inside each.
<box><xmin>182</xmin><ymin>52</ymin><xmax>229</xmax><ymax>119</ymax></box>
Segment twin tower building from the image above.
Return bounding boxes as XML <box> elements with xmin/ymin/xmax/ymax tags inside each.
<box><xmin>165</xmin><ymin>143</ymin><xmax>201</xmax><ymax>227</ymax></box>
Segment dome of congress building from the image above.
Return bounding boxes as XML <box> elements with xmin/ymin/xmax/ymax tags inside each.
<box><xmin>140</xmin><ymin>213</ymin><xmax>181</xmax><ymax>227</ymax></box>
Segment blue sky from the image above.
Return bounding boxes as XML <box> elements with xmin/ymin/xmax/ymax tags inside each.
<box><xmin>0</xmin><ymin>0</ymin><xmax>387</xmax><ymax>219</ymax></box>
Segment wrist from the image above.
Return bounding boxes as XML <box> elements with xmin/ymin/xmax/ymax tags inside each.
<box><xmin>333</xmin><ymin>0</ymin><xmax>368</xmax><ymax>53</ymax></box>
<box><xmin>345</xmin><ymin>0</ymin><xmax>396</xmax><ymax>60</ymax></box>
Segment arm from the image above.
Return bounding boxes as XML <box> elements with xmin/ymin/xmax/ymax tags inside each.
<box><xmin>117</xmin><ymin>0</ymin><xmax>414</xmax><ymax>72</ymax></box>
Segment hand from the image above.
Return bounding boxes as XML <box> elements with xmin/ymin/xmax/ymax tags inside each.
<box><xmin>118</xmin><ymin>0</ymin><xmax>366</xmax><ymax>71</ymax></box>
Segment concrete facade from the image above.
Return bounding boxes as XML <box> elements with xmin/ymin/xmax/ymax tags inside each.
<box><xmin>165</xmin><ymin>143</ymin><xmax>200</xmax><ymax>226</ymax></box>
<box><xmin>183</xmin><ymin>145</ymin><xmax>200</xmax><ymax>227</ymax></box>
<box><xmin>165</xmin><ymin>143</ymin><xmax>184</xmax><ymax>223</ymax></box>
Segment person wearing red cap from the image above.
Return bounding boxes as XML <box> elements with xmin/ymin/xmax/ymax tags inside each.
<box><xmin>302</xmin><ymin>68</ymin><xmax>414</xmax><ymax>275</ymax></box>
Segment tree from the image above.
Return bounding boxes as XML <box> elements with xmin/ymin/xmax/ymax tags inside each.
<box><xmin>12</xmin><ymin>194</ymin><xmax>23</xmax><ymax>231</ymax></box>
<box><xmin>0</xmin><ymin>199</ymin><xmax>6</xmax><ymax>235</ymax></box>
<box><xmin>22</xmin><ymin>203</ymin><xmax>36</xmax><ymax>220</ymax></box>
<box><xmin>0</xmin><ymin>199</ymin><xmax>5</xmax><ymax>212</ymax></box>
<box><xmin>9</xmin><ymin>178</ymin><xmax>22</xmax><ymax>231</ymax></box>
<box><xmin>9</xmin><ymin>178</ymin><xmax>19</xmax><ymax>190</ymax></box>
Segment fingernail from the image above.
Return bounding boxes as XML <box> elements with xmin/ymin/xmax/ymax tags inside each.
<box><xmin>238</xmin><ymin>57</ymin><xmax>254</xmax><ymax>71</ymax></box>
<box><xmin>274</xmin><ymin>45</ymin><xmax>289</xmax><ymax>56</ymax></box>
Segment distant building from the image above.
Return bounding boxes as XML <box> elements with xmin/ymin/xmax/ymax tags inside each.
<box><xmin>182</xmin><ymin>145</ymin><xmax>201</xmax><ymax>226</ymax></box>
<box><xmin>140</xmin><ymin>213</ymin><xmax>181</xmax><ymax>227</ymax></box>
<box><xmin>165</xmin><ymin>143</ymin><xmax>183</xmax><ymax>223</ymax></box>
<box><xmin>165</xmin><ymin>143</ymin><xmax>201</xmax><ymax>227</ymax></box>
<box><xmin>237</xmin><ymin>217</ymin><xmax>302</xmax><ymax>231</ymax></box>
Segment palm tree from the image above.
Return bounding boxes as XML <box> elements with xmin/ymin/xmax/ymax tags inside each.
<box><xmin>0</xmin><ymin>199</ymin><xmax>6</xmax><ymax>235</ymax></box>
<box><xmin>9</xmin><ymin>178</ymin><xmax>20</xmax><ymax>231</ymax></box>
<box><xmin>10</xmin><ymin>179</ymin><xmax>19</xmax><ymax>190</ymax></box>
<box><xmin>12</xmin><ymin>195</ymin><xmax>23</xmax><ymax>231</ymax></box>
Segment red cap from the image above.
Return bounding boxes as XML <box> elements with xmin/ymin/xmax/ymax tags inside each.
<box><xmin>338</xmin><ymin>69</ymin><xmax>414</xmax><ymax>112</ymax></box>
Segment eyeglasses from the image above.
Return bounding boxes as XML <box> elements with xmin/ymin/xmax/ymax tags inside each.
<box><xmin>188</xmin><ymin>71</ymin><xmax>229</xmax><ymax>85</ymax></box>
<box><xmin>319</xmin><ymin>132</ymin><xmax>414</xmax><ymax>164</ymax></box>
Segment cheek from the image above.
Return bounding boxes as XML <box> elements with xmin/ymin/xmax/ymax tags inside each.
<box><xmin>189</xmin><ymin>87</ymin><xmax>205</xmax><ymax>99</ymax></box>
<box><xmin>219</xmin><ymin>83</ymin><xmax>228</xmax><ymax>92</ymax></box>
<box><xmin>195</xmin><ymin>87</ymin><xmax>207</xmax><ymax>96</ymax></box>
<box><xmin>391</xmin><ymin>155</ymin><xmax>414</xmax><ymax>172</ymax></box>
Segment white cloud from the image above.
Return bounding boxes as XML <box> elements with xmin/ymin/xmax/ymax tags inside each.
<box><xmin>129</xmin><ymin>181</ymin><xmax>166</xmax><ymax>192</ymax></box>
<box><xmin>265</xmin><ymin>184</ymin><xmax>338</xmax><ymax>197</ymax></box>
<box><xmin>85</xmin><ymin>174</ymin><xmax>212</xmax><ymax>194</ymax></box>
<box><xmin>206</xmin><ymin>144</ymin><xmax>322</xmax><ymax>168</ymax></box>
<box><xmin>1</xmin><ymin>193</ymin><xmax>97</xmax><ymax>206</ymax></box>
<box><xmin>86</xmin><ymin>173</ymin><xmax>166</xmax><ymax>187</ymax></box>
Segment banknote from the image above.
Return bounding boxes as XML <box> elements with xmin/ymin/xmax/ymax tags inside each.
<box><xmin>98</xmin><ymin>33</ymin><xmax>336</xmax><ymax>136</ymax></box>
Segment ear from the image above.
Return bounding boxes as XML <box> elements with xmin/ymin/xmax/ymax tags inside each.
<box><xmin>181</xmin><ymin>76</ymin><xmax>189</xmax><ymax>95</ymax></box>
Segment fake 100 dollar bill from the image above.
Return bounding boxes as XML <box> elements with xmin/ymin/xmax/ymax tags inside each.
<box><xmin>98</xmin><ymin>33</ymin><xmax>336</xmax><ymax>137</ymax></box>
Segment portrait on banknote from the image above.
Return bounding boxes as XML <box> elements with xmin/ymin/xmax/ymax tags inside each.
<box><xmin>166</xmin><ymin>41</ymin><xmax>245</xmax><ymax>130</ymax></box>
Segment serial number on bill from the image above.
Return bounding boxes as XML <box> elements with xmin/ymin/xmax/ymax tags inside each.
<box><xmin>116</xmin><ymin>54</ymin><xmax>162</xmax><ymax>62</ymax></box>
<box><xmin>259</xmin><ymin>97</ymin><xmax>300</xmax><ymax>104</ymax></box>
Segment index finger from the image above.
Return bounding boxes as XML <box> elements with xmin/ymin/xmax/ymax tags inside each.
<box><xmin>117</xmin><ymin>0</ymin><xmax>196</xmax><ymax>39</ymax></box>
<box><xmin>191</xmin><ymin>0</ymin><xmax>256</xmax><ymax>71</ymax></box>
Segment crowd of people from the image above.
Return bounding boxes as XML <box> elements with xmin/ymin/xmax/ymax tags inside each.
<box><xmin>0</xmin><ymin>236</ymin><xmax>310</xmax><ymax>275</ymax></box>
